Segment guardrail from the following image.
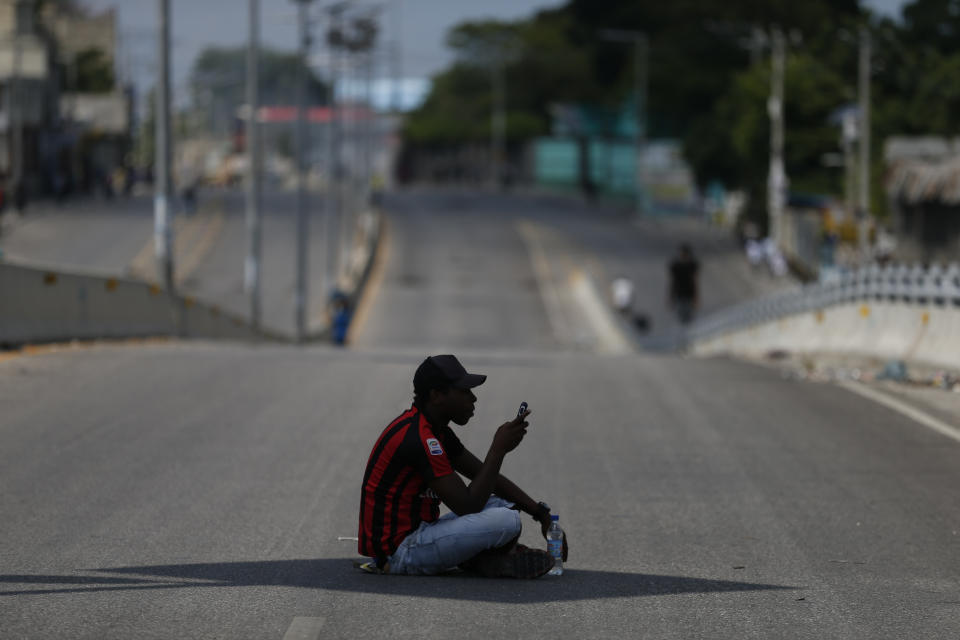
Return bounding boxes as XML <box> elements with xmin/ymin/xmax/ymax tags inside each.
<box><xmin>689</xmin><ymin>262</ymin><xmax>960</xmax><ymax>369</ymax></box>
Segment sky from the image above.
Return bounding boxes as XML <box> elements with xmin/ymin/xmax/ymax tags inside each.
<box><xmin>79</xmin><ymin>0</ymin><xmax>908</xmax><ymax>111</ymax></box>
<box><xmin>80</xmin><ymin>0</ymin><xmax>567</xmax><ymax>110</ymax></box>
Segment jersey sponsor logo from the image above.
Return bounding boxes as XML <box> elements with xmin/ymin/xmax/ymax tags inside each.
<box><xmin>426</xmin><ymin>437</ymin><xmax>444</xmax><ymax>456</ymax></box>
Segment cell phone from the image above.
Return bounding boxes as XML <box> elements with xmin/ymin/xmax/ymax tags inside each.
<box><xmin>516</xmin><ymin>402</ymin><xmax>528</xmax><ymax>420</ymax></box>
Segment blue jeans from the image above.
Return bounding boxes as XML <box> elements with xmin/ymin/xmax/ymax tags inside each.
<box><xmin>387</xmin><ymin>497</ymin><xmax>521</xmax><ymax>575</ymax></box>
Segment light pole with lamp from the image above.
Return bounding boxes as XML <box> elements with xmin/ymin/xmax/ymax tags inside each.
<box><xmin>245</xmin><ymin>0</ymin><xmax>263</xmax><ymax>331</ymax></box>
<box><xmin>154</xmin><ymin>0</ymin><xmax>174</xmax><ymax>296</ymax></box>
<box><xmin>324</xmin><ymin>1</ymin><xmax>350</xmax><ymax>306</ymax></box>
<box><xmin>857</xmin><ymin>25</ymin><xmax>872</xmax><ymax>263</ymax></box>
<box><xmin>767</xmin><ymin>27</ymin><xmax>787</xmax><ymax>248</ymax></box>
<box><xmin>600</xmin><ymin>28</ymin><xmax>648</xmax><ymax>218</ymax></box>
<box><xmin>292</xmin><ymin>0</ymin><xmax>314</xmax><ymax>342</ymax></box>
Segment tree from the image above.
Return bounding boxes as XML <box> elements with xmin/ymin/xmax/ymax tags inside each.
<box><xmin>691</xmin><ymin>51</ymin><xmax>851</xmax><ymax>229</ymax></box>
<box><xmin>404</xmin><ymin>11</ymin><xmax>600</xmax><ymax>145</ymax></box>
<box><xmin>403</xmin><ymin>0</ymin><xmax>960</xmax><ymax>219</ymax></box>
<box><xmin>901</xmin><ymin>0</ymin><xmax>960</xmax><ymax>55</ymax></box>
<box><xmin>71</xmin><ymin>47</ymin><xmax>114</xmax><ymax>93</ymax></box>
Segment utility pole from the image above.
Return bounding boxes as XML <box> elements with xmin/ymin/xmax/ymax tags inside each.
<box><xmin>326</xmin><ymin>2</ymin><xmax>350</xmax><ymax>298</ymax></box>
<box><xmin>322</xmin><ymin>6</ymin><xmax>341</xmax><ymax>313</ymax></box>
<box><xmin>326</xmin><ymin>4</ymin><xmax>342</xmax><ymax>304</ymax></box>
<box><xmin>293</xmin><ymin>0</ymin><xmax>313</xmax><ymax>342</ymax></box>
<box><xmin>858</xmin><ymin>25</ymin><xmax>872</xmax><ymax>262</ymax></box>
<box><xmin>842</xmin><ymin>108</ymin><xmax>857</xmax><ymax>225</ymax></box>
<box><xmin>364</xmin><ymin>47</ymin><xmax>374</xmax><ymax>189</ymax></box>
<box><xmin>9</xmin><ymin>1</ymin><xmax>23</xmax><ymax>215</ymax></box>
<box><xmin>245</xmin><ymin>0</ymin><xmax>263</xmax><ymax>330</ymax></box>
<box><xmin>337</xmin><ymin>33</ymin><xmax>352</xmax><ymax>283</ymax></box>
<box><xmin>155</xmin><ymin>0</ymin><xmax>174</xmax><ymax>294</ymax></box>
<box><xmin>490</xmin><ymin>58</ymin><xmax>505</xmax><ymax>190</ymax></box>
<box><xmin>634</xmin><ymin>33</ymin><xmax>648</xmax><ymax>218</ymax></box>
<box><xmin>767</xmin><ymin>27</ymin><xmax>787</xmax><ymax>247</ymax></box>
<box><xmin>600</xmin><ymin>29</ymin><xmax>648</xmax><ymax>218</ymax></box>
<box><xmin>391</xmin><ymin>0</ymin><xmax>402</xmax><ymax>113</ymax></box>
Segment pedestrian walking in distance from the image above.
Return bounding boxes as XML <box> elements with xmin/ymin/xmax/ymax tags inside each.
<box><xmin>358</xmin><ymin>355</ymin><xmax>568</xmax><ymax>577</ymax></box>
<box><xmin>668</xmin><ymin>243</ymin><xmax>700</xmax><ymax>325</ymax></box>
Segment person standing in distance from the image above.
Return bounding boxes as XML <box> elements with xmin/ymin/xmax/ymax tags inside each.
<box><xmin>668</xmin><ymin>243</ymin><xmax>700</xmax><ymax>325</ymax></box>
<box><xmin>358</xmin><ymin>355</ymin><xmax>568</xmax><ymax>578</ymax></box>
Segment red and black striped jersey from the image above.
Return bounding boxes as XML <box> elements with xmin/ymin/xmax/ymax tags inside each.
<box><xmin>358</xmin><ymin>406</ymin><xmax>465</xmax><ymax>561</ymax></box>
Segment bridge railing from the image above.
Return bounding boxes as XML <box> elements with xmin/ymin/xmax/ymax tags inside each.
<box><xmin>688</xmin><ymin>261</ymin><xmax>960</xmax><ymax>345</ymax></box>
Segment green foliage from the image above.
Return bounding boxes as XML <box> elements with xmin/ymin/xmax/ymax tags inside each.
<box><xmin>404</xmin><ymin>10</ymin><xmax>599</xmax><ymax>145</ymax></box>
<box><xmin>72</xmin><ymin>47</ymin><xmax>114</xmax><ymax>93</ymax></box>
<box><xmin>404</xmin><ymin>64</ymin><xmax>493</xmax><ymax>144</ymax></box>
<box><xmin>902</xmin><ymin>52</ymin><xmax>960</xmax><ymax>133</ymax></box>
<box><xmin>447</xmin><ymin>20</ymin><xmax>521</xmax><ymax>64</ymax></box>
<box><xmin>902</xmin><ymin>0</ymin><xmax>960</xmax><ymax>55</ymax></box>
<box><xmin>404</xmin><ymin>0</ymin><xmax>960</xmax><ymax>212</ymax></box>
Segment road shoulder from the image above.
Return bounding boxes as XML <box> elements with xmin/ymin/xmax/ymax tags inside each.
<box><xmin>728</xmin><ymin>351</ymin><xmax>960</xmax><ymax>444</ymax></box>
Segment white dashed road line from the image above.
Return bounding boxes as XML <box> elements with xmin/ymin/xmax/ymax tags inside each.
<box><xmin>282</xmin><ymin>617</ymin><xmax>326</xmax><ymax>640</ymax></box>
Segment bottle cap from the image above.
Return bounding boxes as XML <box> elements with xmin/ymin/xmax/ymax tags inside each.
<box><xmin>550</xmin><ymin>514</ymin><xmax>559</xmax><ymax>521</ymax></box>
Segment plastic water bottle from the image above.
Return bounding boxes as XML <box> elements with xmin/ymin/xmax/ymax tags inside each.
<box><xmin>546</xmin><ymin>514</ymin><xmax>563</xmax><ymax>576</ymax></box>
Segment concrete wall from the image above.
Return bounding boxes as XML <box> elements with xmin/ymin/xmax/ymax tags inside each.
<box><xmin>691</xmin><ymin>300</ymin><xmax>960</xmax><ymax>371</ymax></box>
<box><xmin>0</xmin><ymin>205</ymin><xmax>383</xmax><ymax>346</ymax></box>
<box><xmin>0</xmin><ymin>261</ymin><xmax>274</xmax><ymax>345</ymax></box>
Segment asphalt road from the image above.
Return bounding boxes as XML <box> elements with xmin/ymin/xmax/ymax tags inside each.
<box><xmin>172</xmin><ymin>188</ymin><xmax>344</xmax><ymax>337</ymax></box>
<box><xmin>2</xmin><ymin>189</ymin><xmax>959</xmax><ymax>638</ymax></box>
<box><xmin>354</xmin><ymin>189</ymin><xmax>792</xmax><ymax>351</ymax></box>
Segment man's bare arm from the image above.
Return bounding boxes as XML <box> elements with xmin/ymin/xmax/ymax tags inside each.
<box><xmin>451</xmin><ymin>427</ymin><xmax>570</xmax><ymax>560</ymax></box>
<box><xmin>428</xmin><ymin>414</ymin><xmax>529</xmax><ymax>516</ymax></box>
<box><xmin>452</xmin><ymin>449</ymin><xmax>541</xmax><ymax>519</ymax></box>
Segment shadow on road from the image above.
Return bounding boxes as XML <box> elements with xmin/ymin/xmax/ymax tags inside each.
<box><xmin>1</xmin><ymin>559</ymin><xmax>793</xmax><ymax>602</ymax></box>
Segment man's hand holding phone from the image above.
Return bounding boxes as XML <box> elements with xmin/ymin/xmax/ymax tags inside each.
<box><xmin>516</xmin><ymin>401</ymin><xmax>529</xmax><ymax>421</ymax></box>
<box><xmin>491</xmin><ymin>402</ymin><xmax>531</xmax><ymax>454</ymax></box>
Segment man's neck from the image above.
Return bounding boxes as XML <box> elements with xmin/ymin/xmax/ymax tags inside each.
<box><xmin>420</xmin><ymin>405</ymin><xmax>448</xmax><ymax>430</ymax></box>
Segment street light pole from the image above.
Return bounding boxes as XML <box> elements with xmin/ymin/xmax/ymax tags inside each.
<box><xmin>634</xmin><ymin>34</ymin><xmax>648</xmax><ymax>218</ymax></box>
<box><xmin>154</xmin><ymin>0</ymin><xmax>174</xmax><ymax>294</ymax></box>
<box><xmin>293</xmin><ymin>0</ymin><xmax>313</xmax><ymax>342</ymax></box>
<box><xmin>364</xmin><ymin>46</ymin><xmax>374</xmax><ymax>190</ymax></box>
<box><xmin>245</xmin><ymin>0</ymin><xmax>263</xmax><ymax>331</ymax></box>
<box><xmin>600</xmin><ymin>29</ymin><xmax>648</xmax><ymax>218</ymax></box>
<box><xmin>490</xmin><ymin>59</ymin><xmax>505</xmax><ymax>189</ymax></box>
<box><xmin>391</xmin><ymin>0</ymin><xmax>402</xmax><ymax>113</ymax></box>
<box><xmin>767</xmin><ymin>27</ymin><xmax>787</xmax><ymax>247</ymax></box>
<box><xmin>9</xmin><ymin>4</ymin><xmax>23</xmax><ymax>215</ymax></box>
<box><xmin>857</xmin><ymin>25</ymin><xmax>872</xmax><ymax>261</ymax></box>
<box><xmin>327</xmin><ymin>3</ymin><xmax>346</xmax><ymax>305</ymax></box>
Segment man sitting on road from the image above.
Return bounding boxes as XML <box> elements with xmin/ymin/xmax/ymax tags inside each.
<box><xmin>358</xmin><ymin>354</ymin><xmax>568</xmax><ymax>578</ymax></box>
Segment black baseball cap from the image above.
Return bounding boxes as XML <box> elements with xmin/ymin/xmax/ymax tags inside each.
<box><xmin>413</xmin><ymin>355</ymin><xmax>486</xmax><ymax>395</ymax></box>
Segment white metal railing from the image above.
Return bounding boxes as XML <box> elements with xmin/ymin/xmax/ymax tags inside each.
<box><xmin>688</xmin><ymin>262</ymin><xmax>960</xmax><ymax>343</ymax></box>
